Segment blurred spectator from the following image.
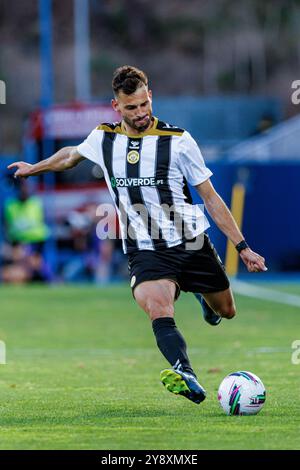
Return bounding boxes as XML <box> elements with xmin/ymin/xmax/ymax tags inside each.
<box><xmin>4</xmin><ymin>179</ymin><xmax>49</xmax><ymax>245</ymax></box>
<box><xmin>1</xmin><ymin>180</ymin><xmax>128</xmax><ymax>284</ymax></box>
<box><xmin>60</xmin><ymin>204</ymin><xmax>127</xmax><ymax>284</ymax></box>
<box><xmin>251</xmin><ymin>113</ymin><xmax>275</xmax><ymax>136</ymax></box>
<box><xmin>60</xmin><ymin>209</ymin><xmax>95</xmax><ymax>282</ymax></box>
<box><xmin>1</xmin><ymin>243</ymin><xmax>51</xmax><ymax>284</ymax></box>
<box><xmin>1</xmin><ymin>179</ymin><xmax>50</xmax><ymax>283</ymax></box>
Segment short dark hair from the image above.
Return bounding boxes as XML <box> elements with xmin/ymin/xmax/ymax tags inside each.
<box><xmin>112</xmin><ymin>65</ymin><xmax>148</xmax><ymax>96</ymax></box>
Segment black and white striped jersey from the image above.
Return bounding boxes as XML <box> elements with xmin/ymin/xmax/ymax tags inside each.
<box><xmin>77</xmin><ymin>117</ymin><xmax>212</xmax><ymax>254</ymax></box>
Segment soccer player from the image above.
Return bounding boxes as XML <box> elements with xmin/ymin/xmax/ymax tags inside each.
<box><xmin>8</xmin><ymin>66</ymin><xmax>267</xmax><ymax>405</ymax></box>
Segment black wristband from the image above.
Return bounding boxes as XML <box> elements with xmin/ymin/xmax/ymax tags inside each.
<box><xmin>235</xmin><ymin>240</ymin><xmax>249</xmax><ymax>253</ymax></box>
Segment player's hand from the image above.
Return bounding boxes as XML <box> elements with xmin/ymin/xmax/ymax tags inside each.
<box><xmin>7</xmin><ymin>161</ymin><xmax>33</xmax><ymax>178</ymax></box>
<box><xmin>239</xmin><ymin>248</ymin><xmax>268</xmax><ymax>273</ymax></box>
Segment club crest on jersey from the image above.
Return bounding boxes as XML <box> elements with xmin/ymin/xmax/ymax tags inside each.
<box><xmin>127</xmin><ymin>150</ymin><xmax>140</xmax><ymax>164</ymax></box>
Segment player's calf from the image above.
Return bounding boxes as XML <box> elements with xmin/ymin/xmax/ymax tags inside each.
<box><xmin>219</xmin><ymin>303</ymin><xmax>236</xmax><ymax>319</ymax></box>
<box><xmin>203</xmin><ymin>289</ymin><xmax>236</xmax><ymax>320</ymax></box>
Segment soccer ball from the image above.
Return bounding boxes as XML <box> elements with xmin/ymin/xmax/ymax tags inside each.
<box><xmin>218</xmin><ymin>371</ymin><xmax>266</xmax><ymax>416</ymax></box>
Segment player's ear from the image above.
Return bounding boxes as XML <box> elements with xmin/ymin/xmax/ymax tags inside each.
<box><xmin>111</xmin><ymin>98</ymin><xmax>119</xmax><ymax>112</ymax></box>
<box><xmin>148</xmin><ymin>89</ymin><xmax>152</xmax><ymax>101</ymax></box>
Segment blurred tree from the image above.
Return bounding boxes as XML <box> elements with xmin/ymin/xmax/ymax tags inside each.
<box><xmin>1</xmin><ymin>0</ymin><xmax>300</xmax><ymax>151</ymax></box>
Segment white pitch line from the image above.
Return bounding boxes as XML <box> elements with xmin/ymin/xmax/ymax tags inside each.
<box><xmin>231</xmin><ymin>280</ymin><xmax>300</xmax><ymax>308</ymax></box>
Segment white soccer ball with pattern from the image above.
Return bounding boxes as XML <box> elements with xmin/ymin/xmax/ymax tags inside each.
<box><xmin>218</xmin><ymin>371</ymin><xmax>266</xmax><ymax>415</ymax></box>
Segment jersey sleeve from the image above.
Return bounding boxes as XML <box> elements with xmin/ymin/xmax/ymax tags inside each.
<box><xmin>178</xmin><ymin>131</ymin><xmax>212</xmax><ymax>185</ymax></box>
<box><xmin>77</xmin><ymin>128</ymin><xmax>102</xmax><ymax>166</ymax></box>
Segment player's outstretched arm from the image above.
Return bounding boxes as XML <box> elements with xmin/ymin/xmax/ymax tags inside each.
<box><xmin>196</xmin><ymin>179</ymin><xmax>267</xmax><ymax>273</ymax></box>
<box><xmin>7</xmin><ymin>147</ymin><xmax>85</xmax><ymax>178</ymax></box>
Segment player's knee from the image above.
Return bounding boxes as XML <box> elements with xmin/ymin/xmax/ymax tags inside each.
<box><xmin>145</xmin><ymin>298</ymin><xmax>174</xmax><ymax>321</ymax></box>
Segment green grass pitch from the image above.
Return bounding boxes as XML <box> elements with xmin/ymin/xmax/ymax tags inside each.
<box><xmin>0</xmin><ymin>283</ymin><xmax>300</xmax><ymax>450</ymax></box>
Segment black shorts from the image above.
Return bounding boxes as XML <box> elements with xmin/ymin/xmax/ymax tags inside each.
<box><xmin>128</xmin><ymin>233</ymin><xmax>230</xmax><ymax>300</ymax></box>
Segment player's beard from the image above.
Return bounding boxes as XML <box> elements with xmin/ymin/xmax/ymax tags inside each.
<box><xmin>124</xmin><ymin>111</ymin><xmax>153</xmax><ymax>133</ymax></box>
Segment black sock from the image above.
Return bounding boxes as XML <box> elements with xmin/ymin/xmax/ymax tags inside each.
<box><xmin>152</xmin><ymin>317</ymin><xmax>195</xmax><ymax>376</ymax></box>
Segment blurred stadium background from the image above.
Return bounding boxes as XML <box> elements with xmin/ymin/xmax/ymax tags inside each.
<box><xmin>0</xmin><ymin>0</ymin><xmax>300</xmax><ymax>451</ymax></box>
<box><xmin>0</xmin><ymin>0</ymin><xmax>299</xmax><ymax>284</ymax></box>
<box><xmin>1</xmin><ymin>0</ymin><xmax>300</xmax><ymax>284</ymax></box>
